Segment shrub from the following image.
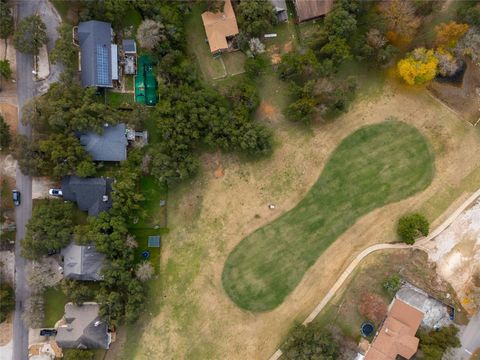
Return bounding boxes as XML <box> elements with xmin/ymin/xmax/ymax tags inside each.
<box><xmin>397</xmin><ymin>48</ymin><xmax>438</xmax><ymax>85</ymax></box>
<box><xmin>281</xmin><ymin>322</ymin><xmax>340</xmax><ymax>359</ymax></box>
<box><xmin>0</xmin><ymin>115</ymin><xmax>10</xmax><ymax>150</ymax></box>
<box><xmin>397</xmin><ymin>213</ymin><xmax>429</xmax><ymax>244</ymax></box>
<box><xmin>0</xmin><ymin>283</ymin><xmax>14</xmax><ymax>323</ymax></box>
<box><xmin>418</xmin><ymin>325</ymin><xmax>461</xmax><ymax>359</ymax></box>
<box><xmin>382</xmin><ymin>274</ymin><xmax>402</xmax><ymax>298</ymax></box>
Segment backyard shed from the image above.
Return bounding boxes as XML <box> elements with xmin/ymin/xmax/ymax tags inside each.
<box><xmin>293</xmin><ymin>0</ymin><xmax>333</xmax><ymax>23</ymax></box>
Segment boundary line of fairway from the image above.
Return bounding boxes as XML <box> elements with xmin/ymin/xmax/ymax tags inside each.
<box><xmin>268</xmin><ymin>188</ymin><xmax>480</xmax><ymax>360</ymax></box>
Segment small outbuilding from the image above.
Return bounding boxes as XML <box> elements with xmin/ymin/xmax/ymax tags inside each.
<box><xmin>269</xmin><ymin>0</ymin><xmax>288</xmax><ymax>22</ymax></box>
<box><xmin>293</xmin><ymin>0</ymin><xmax>333</xmax><ymax>23</ymax></box>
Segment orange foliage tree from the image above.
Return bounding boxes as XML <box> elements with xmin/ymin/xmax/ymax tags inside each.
<box><xmin>435</xmin><ymin>21</ymin><xmax>469</xmax><ymax>48</ymax></box>
<box><xmin>397</xmin><ymin>48</ymin><xmax>439</xmax><ymax>85</ymax></box>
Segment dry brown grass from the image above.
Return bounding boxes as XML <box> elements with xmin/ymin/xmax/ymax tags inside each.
<box><xmin>128</xmin><ymin>80</ymin><xmax>480</xmax><ymax>359</ymax></box>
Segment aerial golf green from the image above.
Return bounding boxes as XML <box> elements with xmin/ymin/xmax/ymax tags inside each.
<box><xmin>222</xmin><ymin>120</ymin><xmax>435</xmax><ymax>312</ymax></box>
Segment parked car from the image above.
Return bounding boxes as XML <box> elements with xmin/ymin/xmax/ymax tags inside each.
<box><xmin>12</xmin><ymin>190</ymin><xmax>20</xmax><ymax>206</ymax></box>
<box><xmin>40</xmin><ymin>329</ymin><xmax>57</xmax><ymax>337</ymax></box>
<box><xmin>49</xmin><ymin>189</ymin><xmax>63</xmax><ymax>196</ymax></box>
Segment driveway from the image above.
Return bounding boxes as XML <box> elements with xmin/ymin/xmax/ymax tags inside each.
<box><xmin>450</xmin><ymin>311</ymin><xmax>480</xmax><ymax>360</ymax></box>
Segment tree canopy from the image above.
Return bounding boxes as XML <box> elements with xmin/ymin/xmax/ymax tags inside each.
<box><xmin>0</xmin><ymin>2</ymin><xmax>14</xmax><ymax>42</ymax></box>
<box><xmin>281</xmin><ymin>323</ymin><xmax>340</xmax><ymax>359</ymax></box>
<box><xmin>0</xmin><ymin>115</ymin><xmax>10</xmax><ymax>150</ymax></box>
<box><xmin>22</xmin><ymin>200</ymin><xmax>74</xmax><ymax>260</ymax></box>
<box><xmin>236</xmin><ymin>0</ymin><xmax>276</xmax><ymax>37</ymax></box>
<box><xmin>418</xmin><ymin>325</ymin><xmax>461</xmax><ymax>359</ymax></box>
<box><xmin>397</xmin><ymin>48</ymin><xmax>438</xmax><ymax>85</ymax></box>
<box><xmin>397</xmin><ymin>213</ymin><xmax>429</xmax><ymax>244</ymax></box>
<box><xmin>14</xmin><ymin>15</ymin><xmax>48</xmax><ymax>55</ymax></box>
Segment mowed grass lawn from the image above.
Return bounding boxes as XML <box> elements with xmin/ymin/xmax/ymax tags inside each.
<box><xmin>222</xmin><ymin>120</ymin><xmax>435</xmax><ymax>312</ymax></box>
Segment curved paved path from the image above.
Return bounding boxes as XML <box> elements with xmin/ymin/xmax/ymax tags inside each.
<box><xmin>268</xmin><ymin>188</ymin><xmax>480</xmax><ymax>360</ymax></box>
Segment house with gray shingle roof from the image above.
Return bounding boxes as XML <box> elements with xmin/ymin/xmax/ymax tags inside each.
<box><xmin>79</xmin><ymin>123</ymin><xmax>128</xmax><ymax>162</ymax></box>
<box><xmin>61</xmin><ymin>243</ymin><xmax>105</xmax><ymax>281</ymax></box>
<box><xmin>55</xmin><ymin>303</ymin><xmax>111</xmax><ymax>350</ymax></box>
<box><xmin>269</xmin><ymin>0</ymin><xmax>288</xmax><ymax>22</ymax></box>
<box><xmin>78</xmin><ymin>20</ymin><xmax>115</xmax><ymax>88</ymax></box>
<box><xmin>61</xmin><ymin>176</ymin><xmax>113</xmax><ymax>217</ymax></box>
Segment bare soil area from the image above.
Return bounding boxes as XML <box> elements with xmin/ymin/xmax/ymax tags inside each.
<box><xmin>425</xmin><ymin>199</ymin><xmax>480</xmax><ymax>315</ymax></box>
<box><xmin>129</xmin><ymin>80</ymin><xmax>480</xmax><ymax>360</ymax></box>
<box><xmin>428</xmin><ymin>60</ymin><xmax>480</xmax><ymax>125</ymax></box>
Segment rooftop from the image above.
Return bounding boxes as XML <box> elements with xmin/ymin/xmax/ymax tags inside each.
<box><xmin>61</xmin><ymin>176</ymin><xmax>113</xmax><ymax>217</ymax></box>
<box><xmin>79</xmin><ymin>123</ymin><xmax>128</xmax><ymax>162</ymax></box>
<box><xmin>61</xmin><ymin>243</ymin><xmax>105</xmax><ymax>281</ymax></box>
<box><xmin>365</xmin><ymin>299</ymin><xmax>423</xmax><ymax>360</ymax></box>
<box><xmin>55</xmin><ymin>303</ymin><xmax>110</xmax><ymax>350</ymax></box>
<box><xmin>294</xmin><ymin>0</ymin><xmax>333</xmax><ymax>22</ymax></box>
<box><xmin>201</xmin><ymin>0</ymin><xmax>239</xmax><ymax>53</ymax></box>
<box><xmin>78</xmin><ymin>20</ymin><xmax>113</xmax><ymax>88</ymax></box>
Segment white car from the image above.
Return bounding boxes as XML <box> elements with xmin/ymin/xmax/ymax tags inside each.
<box><xmin>49</xmin><ymin>189</ymin><xmax>63</xmax><ymax>196</ymax></box>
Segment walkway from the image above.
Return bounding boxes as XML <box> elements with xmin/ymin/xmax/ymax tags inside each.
<box><xmin>268</xmin><ymin>188</ymin><xmax>480</xmax><ymax>360</ymax></box>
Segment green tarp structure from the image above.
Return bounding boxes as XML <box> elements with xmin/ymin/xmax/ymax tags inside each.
<box><xmin>135</xmin><ymin>55</ymin><xmax>159</xmax><ymax>106</ymax></box>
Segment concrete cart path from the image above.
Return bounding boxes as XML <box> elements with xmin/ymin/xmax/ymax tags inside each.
<box><xmin>268</xmin><ymin>188</ymin><xmax>480</xmax><ymax>360</ymax></box>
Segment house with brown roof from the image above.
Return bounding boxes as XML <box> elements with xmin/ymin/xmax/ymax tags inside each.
<box><xmin>364</xmin><ymin>299</ymin><xmax>424</xmax><ymax>360</ymax></box>
<box><xmin>201</xmin><ymin>0</ymin><xmax>239</xmax><ymax>53</ymax></box>
<box><xmin>293</xmin><ymin>0</ymin><xmax>334</xmax><ymax>23</ymax></box>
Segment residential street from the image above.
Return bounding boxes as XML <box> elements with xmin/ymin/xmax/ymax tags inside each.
<box><xmin>13</xmin><ymin>1</ymin><xmax>39</xmax><ymax>359</ymax></box>
<box><xmin>450</xmin><ymin>311</ymin><xmax>480</xmax><ymax>360</ymax></box>
<box><xmin>13</xmin><ymin>0</ymin><xmax>62</xmax><ymax>358</ymax></box>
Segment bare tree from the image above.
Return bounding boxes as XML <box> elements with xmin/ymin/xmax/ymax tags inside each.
<box><xmin>26</xmin><ymin>260</ymin><xmax>63</xmax><ymax>293</ymax></box>
<box><xmin>22</xmin><ymin>293</ymin><xmax>44</xmax><ymax>328</ymax></box>
<box><xmin>126</xmin><ymin>234</ymin><xmax>138</xmax><ymax>249</ymax></box>
<box><xmin>367</xmin><ymin>29</ymin><xmax>387</xmax><ymax>49</ymax></box>
<box><xmin>136</xmin><ymin>262</ymin><xmax>154</xmax><ymax>282</ymax></box>
<box><xmin>137</xmin><ymin>19</ymin><xmax>164</xmax><ymax>50</ymax></box>
<box><xmin>379</xmin><ymin>0</ymin><xmax>420</xmax><ymax>39</ymax></box>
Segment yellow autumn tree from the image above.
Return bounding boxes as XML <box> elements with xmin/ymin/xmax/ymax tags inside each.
<box><xmin>397</xmin><ymin>48</ymin><xmax>439</xmax><ymax>85</ymax></box>
<box><xmin>435</xmin><ymin>22</ymin><xmax>469</xmax><ymax>48</ymax></box>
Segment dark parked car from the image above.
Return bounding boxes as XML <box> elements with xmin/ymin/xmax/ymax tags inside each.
<box><xmin>12</xmin><ymin>190</ymin><xmax>20</xmax><ymax>206</ymax></box>
<box><xmin>40</xmin><ymin>329</ymin><xmax>57</xmax><ymax>337</ymax></box>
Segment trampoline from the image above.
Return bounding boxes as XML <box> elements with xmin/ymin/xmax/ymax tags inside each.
<box><xmin>361</xmin><ymin>322</ymin><xmax>375</xmax><ymax>337</ymax></box>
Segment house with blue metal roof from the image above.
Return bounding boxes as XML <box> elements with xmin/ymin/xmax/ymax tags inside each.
<box><xmin>78</xmin><ymin>20</ymin><xmax>117</xmax><ymax>88</ymax></box>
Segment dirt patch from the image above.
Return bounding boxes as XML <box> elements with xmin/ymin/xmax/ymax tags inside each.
<box><xmin>258</xmin><ymin>100</ymin><xmax>280</xmax><ymax>121</ymax></box>
<box><xmin>130</xmin><ymin>80</ymin><xmax>480</xmax><ymax>360</ymax></box>
<box><xmin>428</xmin><ymin>60</ymin><xmax>480</xmax><ymax>125</ymax></box>
<box><xmin>425</xmin><ymin>199</ymin><xmax>480</xmax><ymax>314</ymax></box>
<box><xmin>0</xmin><ymin>251</ymin><xmax>14</xmax><ymax>285</ymax></box>
<box><xmin>283</xmin><ymin>41</ymin><xmax>293</xmax><ymax>53</ymax></box>
<box><xmin>0</xmin><ymin>155</ymin><xmax>16</xmax><ymax>180</ymax></box>
<box><xmin>33</xmin><ymin>177</ymin><xmax>57</xmax><ymax>199</ymax></box>
<box><xmin>268</xmin><ymin>45</ymin><xmax>282</xmax><ymax>65</ymax></box>
<box><xmin>0</xmin><ymin>313</ymin><xmax>12</xmax><ymax>346</ymax></box>
<box><xmin>0</xmin><ymin>103</ymin><xmax>17</xmax><ymax>134</ymax></box>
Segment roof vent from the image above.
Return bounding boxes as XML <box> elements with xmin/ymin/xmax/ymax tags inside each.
<box><xmin>102</xmin><ymin>195</ymin><xmax>109</xmax><ymax>202</ymax></box>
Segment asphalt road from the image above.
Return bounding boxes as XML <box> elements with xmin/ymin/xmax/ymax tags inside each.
<box><xmin>458</xmin><ymin>311</ymin><xmax>480</xmax><ymax>359</ymax></box>
<box><xmin>12</xmin><ymin>1</ymin><xmax>37</xmax><ymax>359</ymax></box>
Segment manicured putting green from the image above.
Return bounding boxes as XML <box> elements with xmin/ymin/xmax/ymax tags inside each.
<box><xmin>222</xmin><ymin>120</ymin><xmax>434</xmax><ymax>312</ymax></box>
